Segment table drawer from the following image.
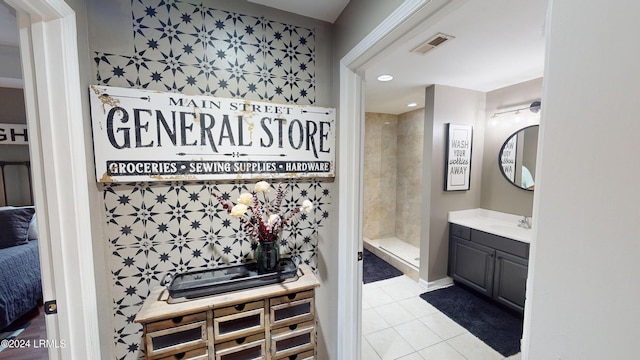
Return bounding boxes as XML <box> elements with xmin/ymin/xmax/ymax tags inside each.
<box><xmin>146</xmin><ymin>312</ymin><xmax>208</xmax><ymax>333</ymax></box>
<box><xmin>270</xmin><ymin>320</ymin><xmax>315</xmax><ymax>359</ymax></box>
<box><xmin>156</xmin><ymin>346</ymin><xmax>208</xmax><ymax>360</ymax></box>
<box><xmin>214</xmin><ymin>300</ymin><xmax>265</xmax><ymax>343</ymax></box>
<box><xmin>145</xmin><ymin>320</ymin><xmax>208</xmax><ymax>359</ymax></box>
<box><xmin>215</xmin><ymin>333</ymin><xmax>266</xmax><ymax>360</ymax></box>
<box><xmin>275</xmin><ymin>349</ymin><xmax>315</xmax><ymax>360</ymax></box>
<box><xmin>270</xmin><ymin>290</ymin><xmax>315</xmax><ymax>328</ymax></box>
<box><xmin>274</xmin><ymin>349</ymin><xmax>315</xmax><ymax>360</ymax></box>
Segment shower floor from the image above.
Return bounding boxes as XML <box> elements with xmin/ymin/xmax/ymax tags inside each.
<box><xmin>363</xmin><ymin>237</ymin><xmax>420</xmax><ymax>279</ymax></box>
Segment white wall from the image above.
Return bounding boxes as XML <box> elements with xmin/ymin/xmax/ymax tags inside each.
<box><xmin>523</xmin><ymin>1</ymin><xmax>640</xmax><ymax>359</ymax></box>
<box><xmin>0</xmin><ymin>45</ymin><xmax>21</xmax><ymax>79</ymax></box>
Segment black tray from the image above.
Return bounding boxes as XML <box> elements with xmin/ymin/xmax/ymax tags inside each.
<box><xmin>164</xmin><ymin>258</ymin><xmax>298</xmax><ymax>303</ymax></box>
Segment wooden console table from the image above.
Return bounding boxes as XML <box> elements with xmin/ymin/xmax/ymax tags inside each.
<box><xmin>135</xmin><ymin>264</ymin><xmax>320</xmax><ymax>360</ymax></box>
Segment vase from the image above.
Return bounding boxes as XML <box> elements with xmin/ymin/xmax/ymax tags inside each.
<box><xmin>256</xmin><ymin>241</ymin><xmax>280</xmax><ymax>274</ymax></box>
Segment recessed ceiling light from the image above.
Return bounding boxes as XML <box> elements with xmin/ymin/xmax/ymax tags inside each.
<box><xmin>377</xmin><ymin>74</ymin><xmax>393</xmax><ymax>82</ymax></box>
<box><xmin>407</xmin><ymin>102</ymin><xmax>418</xmax><ymax>107</ymax></box>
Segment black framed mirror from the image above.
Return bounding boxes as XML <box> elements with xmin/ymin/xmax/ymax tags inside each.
<box><xmin>498</xmin><ymin>125</ymin><xmax>539</xmax><ymax>191</ymax></box>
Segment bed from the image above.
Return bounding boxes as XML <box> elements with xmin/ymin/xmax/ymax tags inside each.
<box><xmin>0</xmin><ymin>161</ymin><xmax>42</xmax><ymax>330</ymax></box>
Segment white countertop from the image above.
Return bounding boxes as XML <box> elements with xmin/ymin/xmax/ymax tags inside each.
<box><xmin>448</xmin><ymin>208</ymin><xmax>532</xmax><ymax>243</ymax></box>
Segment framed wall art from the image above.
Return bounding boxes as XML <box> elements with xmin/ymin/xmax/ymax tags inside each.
<box><xmin>444</xmin><ymin>123</ymin><xmax>473</xmax><ymax>191</ymax></box>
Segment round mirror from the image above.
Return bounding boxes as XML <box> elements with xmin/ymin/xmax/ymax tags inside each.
<box><xmin>498</xmin><ymin>125</ymin><xmax>539</xmax><ymax>191</ymax></box>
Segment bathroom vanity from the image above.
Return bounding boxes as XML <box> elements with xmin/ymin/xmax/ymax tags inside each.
<box><xmin>448</xmin><ymin>209</ymin><xmax>531</xmax><ymax>314</ymax></box>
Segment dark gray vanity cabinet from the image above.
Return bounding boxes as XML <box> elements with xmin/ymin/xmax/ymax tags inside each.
<box><xmin>449</xmin><ymin>237</ymin><xmax>495</xmax><ymax>297</ymax></box>
<box><xmin>493</xmin><ymin>251</ymin><xmax>528</xmax><ymax>312</ymax></box>
<box><xmin>448</xmin><ymin>223</ymin><xmax>529</xmax><ymax>314</ymax></box>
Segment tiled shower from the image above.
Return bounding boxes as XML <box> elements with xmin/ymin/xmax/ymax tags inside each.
<box><xmin>363</xmin><ymin>109</ymin><xmax>424</xmax><ymax>274</ymax></box>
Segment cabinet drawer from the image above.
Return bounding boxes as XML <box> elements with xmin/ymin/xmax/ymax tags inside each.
<box><xmin>145</xmin><ymin>320</ymin><xmax>208</xmax><ymax>359</ymax></box>
<box><xmin>156</xmin><ymin>346</ymin><xmax>208</xmax><ymax>360</ymax></box>
<box><xmin>274</xmin><ymin>349</ymin><xmax>315</xmax><ymax>360</ymax></box>
<box><xmin>215</xmin><ymin>333</ymin><xmax>265</xmax><ymax>360</ymax></box>
<box><xmin>471</xmin><ymin>229</ymin><xmax>529</xmax><ymax>258</ymax></box>
<box><xmin>270</xmin><ymin>290</ymin><xmax>315</xmax><ymax>328</ymax></box>
<box><xmin>213</xmin><ymin>300</ymin><xmax>265</xmax><ymax>342</ymax></box>
<box><xmin>270</xmin><ymin>320</ymin><xmax>315</xmax><ymax>359</ymax></box>
<box><xmin>450</xmin><ymin>223</ymin><xmax>471</xmax><ymax>240</ymax></box>
<box><xmin>146</xmin><ymin>312</ymin><xmax>208</xmax><ymax>333</ymax></box>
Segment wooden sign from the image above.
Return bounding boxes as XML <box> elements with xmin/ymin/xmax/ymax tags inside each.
<box><xmin>89</xmin><ymin>85</ymin><xmax>335</xmax><ymax>182</ymax></box>
<box><xmin>444</xmin><ymin>123</ymin><xmax>473</xmax><ymax>191</ymax></box>
<box><xmin>0</xmin><ymin>123</ymin><xmax>28</xmax><ymax>145</ymax></box>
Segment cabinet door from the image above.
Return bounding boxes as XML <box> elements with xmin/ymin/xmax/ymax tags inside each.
<box><xmin>450</xmin><ymin>236</ymin><xmax>495</xmax><ymax>297</ymax></box>
<box><xmin>493</xmin><ymin>251</ymin><xmax>528</xmax><ymax>314</ymax></box>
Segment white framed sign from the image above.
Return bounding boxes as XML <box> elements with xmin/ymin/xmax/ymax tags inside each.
<box><xmin>444</xmin><ymin>123</ymin><xmax>473</xmax><ymax>191</ymax></box>
<box><xmin>0</xmin><ymin>123</ymin><xmax>28</xmax><ymax>145</ymax></box>
<box><xmin>89</xmin><ymin>85</ymin><xmax>335</xmax><ymax>182</ymax></box>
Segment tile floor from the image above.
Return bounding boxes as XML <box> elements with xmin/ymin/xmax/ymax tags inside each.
<box><xmin>362</xmin><ymin>275</ymin><xmax>522</xmax><ymax>360</ymax></box>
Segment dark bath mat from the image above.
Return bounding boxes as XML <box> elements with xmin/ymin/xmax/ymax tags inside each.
<box><xmin>362</xmin><ymin>248</ymin><xmax>403</xmax><ymax>284</ymax></box>
<box><xmin>420</xmin><ymin>284</ymin><xmax>523</xmax><ymax>357</ymax></box>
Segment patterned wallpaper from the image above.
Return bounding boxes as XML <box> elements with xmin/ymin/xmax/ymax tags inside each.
<box><xmin>95</xmin><ymin>0</ymin><xmax>316</xmax><ymax>103</ymax></box>
<box><xmin>92</xmin><ymin>2</ymin><xmax>327</xmax><ymax>359</ymax></box>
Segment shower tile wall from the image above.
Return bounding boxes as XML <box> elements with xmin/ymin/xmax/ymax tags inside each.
<box><xmin>364</xmin><ymin>113</ymin><xmax>398</xmax><ymax>239</ymax></box>
<box><xmin>396</xmin><ymin>109</ymin><xmax>424</xmax><ymax>248</ymax></box>
<box><xmin>364</xmin><ymin>109</ymin><xmax>424</xmax><ymax>248</ymax></box>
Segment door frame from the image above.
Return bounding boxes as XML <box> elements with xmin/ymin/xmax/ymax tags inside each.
<box><xmin>336</xmin><ymin>0</ymin><xmax>433</xmax><ymax>358</ymax></box>
<box><xmin>6</xmin><ymin>0</ymin><xmax>101</xmax><ymax>359</ymax></box>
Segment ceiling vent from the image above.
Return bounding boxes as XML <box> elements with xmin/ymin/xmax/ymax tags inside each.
<box><xmin>410</xmin><ymin>33</ymin><xmax>455</xmax><ymax>55</ymax></box>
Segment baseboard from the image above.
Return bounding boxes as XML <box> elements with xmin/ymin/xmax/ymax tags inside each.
<box><xmin>419</xmin><ymin>276</ymin><xmax>453</xmax><ymax>291</ymax></box>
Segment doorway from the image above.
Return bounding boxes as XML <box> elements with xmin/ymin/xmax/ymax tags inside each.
<box><xmin>0</xmin><ymin>8</ymin><xmax>48</xmax><ymax>359</ymax></box>
<box><xmin>0</xmin><ymin>129</ymin><xmax>48</xmax><ymax>360</ymax></box>
<box><xmin>336</xmin><ymin>0</ymin><xmax>436</xmax><ymax>357</ymax></box>
<box><xmin>339</xmin><ymin>0</ymin><xmax>547</xmax><ymax>357</ymax></box>
<box><xmin>3</xmin><ymin>0</ymin><xmax>102</xmax><ymax>359</ymax></box>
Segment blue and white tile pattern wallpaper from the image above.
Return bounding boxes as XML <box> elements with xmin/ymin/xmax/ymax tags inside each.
<box><xmin>95</xmin><ymin>0</ymin><xmax>316</xmax><ymax>103</ymax></box>
<box><xmin>104</xmin><ymin>181</ymin><xmax>329</xmax><ymax>359</ymax></box>
<box><xmin>93</xmin><ymin>2</ymin><xmax>327</xmax><ymax>359</ymax></box>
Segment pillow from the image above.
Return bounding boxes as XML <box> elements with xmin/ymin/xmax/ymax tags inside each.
<box><xmin>0</xmin><ymin>207</ymin><xmax>35</xmax><ymax>248</ymax></box>
<box><xmin>27</xmin><ymin>214</ymin><xmax>38</xmax><ymax>240</ymax></box>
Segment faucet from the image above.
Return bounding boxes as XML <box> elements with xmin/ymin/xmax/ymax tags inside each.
<box><xmin>518</xmin><ymin>216</ymin><xmax>532</xmax><ymax>229</ymax></box>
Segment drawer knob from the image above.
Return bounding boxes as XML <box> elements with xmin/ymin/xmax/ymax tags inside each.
<box><xmin>289</xmin><ymin>324</ymin><xmax>298</xmax><ymax>331</ymax></box>
<box><xmin>171</xmin><ymin>316</ymin><xmax>183</xmax><ymax>324</ymax></box>
<box><xmin>287</xmin><ymin>293</ymin><xmax>297</xmax><ymax>300</ymax></box>
<box><xmin>235</xmin><ymin>304</ymin><xmax>246</xmax><ymax>311</ymax></box>
<box><xmin>174</xmin><ymin>352</ymin><xmax>186</xmax><ymax>359</ymax></box>
<box><xmin>236</xmin><ymin>337</ymin><xmax>247</xmax><ymax>344</ymax></box>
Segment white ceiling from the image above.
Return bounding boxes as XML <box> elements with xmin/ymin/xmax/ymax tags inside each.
<box><xmin>248</xmin><ymin>0</ymin><xmax>350</xmax><ymax>24</ymax></box>
<box><xmin>267</xmin><ymin>0</ymin><xmax>547</xmax><ymax>114</ymax></box>
<box><xmin>363</xmin><ymin>0</ymin><xmax>547</xmax><ymax>114</ymax></box>
<box><xmin>0</xmin><ymin>0</ymin><xmax>548</xmax><ymax>115</ymax></box>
